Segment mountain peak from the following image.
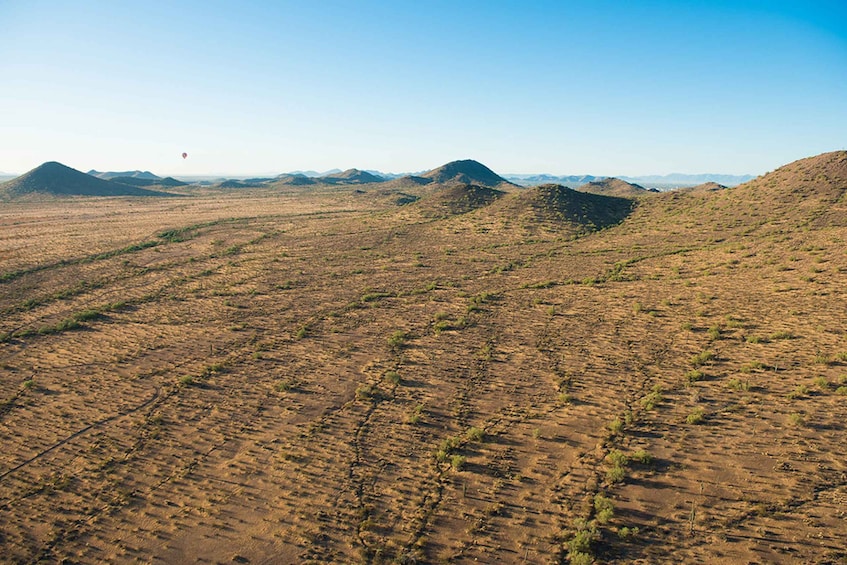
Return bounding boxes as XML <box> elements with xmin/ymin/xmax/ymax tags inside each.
<box><xmin>421</xmin><ymin>159</ymin><xmax>514</xmax><ymax>188</ymax></box>
<box><xmin>1</xmin><ymin>161</ymin><xmax>172</xmax><ymax>199</ymax></box>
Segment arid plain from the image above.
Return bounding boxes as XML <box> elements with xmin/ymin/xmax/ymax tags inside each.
<box><xmin>1</xmin><ymin>152</ymin><xmax>846</xmax><ymax>564</ymax></box>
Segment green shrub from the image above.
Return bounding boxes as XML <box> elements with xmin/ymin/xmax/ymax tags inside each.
<box><xmin>568</xmin><ymin>551</ymin><xmax>595</xmax><ymax>565</ymax></box>
<box><xmin>686</xmin><ymin>407</ymin><xmax>705</xmax><ymax>425</ymax></box>
<box><xmin>618</xmin><ymin>526</ymin><xmax>640</xmax><ymax>539</ymax></box>
<box><xmin>769</xmin><ymin>331</ymin><xmax>794</xmax><ymax>340</ymax></box>
<box><xmin>690</xmin><ymin>350</ymin><xmax>715</xmax><ymax>367</ymax></box>
<box><xmin>567</xmin><ymin>520</ymin><xmax>598</xmax><ymax>554</ymax></box>
<box><xmin>741</xmin><ymin>361</ymin><xmax>765</xmax><ymax>373</ymax></box>
<box><xmin>465</xmin><ymin>426</ymin><xmax>485</xmax><ymax>442</ymax></box>
<box><xmin>787</xmin><ymin>412</ymin><xmax>805</xmax><ymax>427</ymax></box>
<box><xmin>640</xmin><ymin>390</ymin><xmax>663</xmax><ymax>410</ymax></box>
<box><xmin>387</xmin><ymin>330</ymin><xmax>407</xmax><ymax>348</ymax></box>
<box><xmin>450</xmin><ymin>454</ymin><xmax>466</xmax><ymax>471</ymax></box>
<box><xmin>605</xmin><ymin>449</ymin><xmax>628</xmax><ymax>467</ymax></box>
<box><xmin>355</xmin><ymin>383</ymin><xmax>378</xmax><ymax>400</ymax></box>
<box><xmin>685</xmin><ymin>369</ymin><xmax>704</xmax><ymax>383</ymax></box>
<box><xmin>727</xmin><ymin>378</ymin><xmax>750</xmax><ymax>392</ymax></box>
<box><xmin>630</xmin><ymin>449</ymin><xmax>652</xmax><ymax>464</ymax></box>
<box><xmin>608</xmin><ymin>417</ymin><xmax>624</xmax><ymax>435</ymax></box>
<box><xmin>787</xmin><ymin>384</ymin><xmax>808</xmax><ymax>399</ymax></box>
<box><xmin>594</xmin><ymin>494</ymin><xmax>614</xmax><ymax>524</ymax></box>
<box><xmin>812</xmin><ymin>376</ymin><xmax>829</xmax><ymax>390</ymax></box>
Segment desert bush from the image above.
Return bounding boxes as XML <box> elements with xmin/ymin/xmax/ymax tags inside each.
<box><xmin>387</xmin><ymin>330</ymin><xmax>407</xmax><ymax>349</ymax></box>
<box><xmin>450</xmin><ymin>454</ymin><xmax>467</xmax><ymax>471</ymax></box>
<box><xmin>630</xmin><ymin>449</ymin><xmax>652</xmax><ymax>464</ymax></box>
<box><xmin>741</xmin><ymin>361</ymin><xmax>764</xmax><ymax>373</ymax></box>
<box><xmin>769</xmin><ymin>331</ymin><xmax>794</xmax><ymax>340</ymax></box>
<box><xmin>685</xmin><ymin>369</ymin><xmax>704</xmax><ymax>383</ymax></box>
<box><xmin>608</xmin><ymin>417</ymin><xmax>624</xmax><ymax>435</ymax></box>
<box><xmin>640</xmin><ymin>390</ymin><xmax>663</xmax><ymax>410</ymax></box>
<box><xmin>465</xmin><ymin>426</ymin><xmax>485</xmax><ymax>442</ymax></box>
<box><xmin>568</xmin><ymin>551</ymin><xmax>595</xmax><ymax>565</ymax></box>
<box><xmin>593</xmin><ymin>494</ymin><xmax>614</xmax><ymax>524</ymax></box>
<box><xmin>618</xmin><ymin>526</ymin><xmax>640</xmax><ymax>539</ymax></box>
<box><xmin>355</xmin><ymin>383</ymin><xmax>378</xmax><ymax>401</ymax></box>
<box><xmin>362</xmin><ymin>291</ymin><xmax>392</xmax><ymax>303</ymax></box>
<box><xmin>385</xmin><ymin>370</ymin><xmax>401</xmax><ymax>385</ymax></box>
<box><xmin>812</xmin><ymin>376</ymin><xmax>829</xmax><ymax>390</ymax></box>
<box><xmin>727</xmin><ymin>378</ymin><xmax>750</xmax><ymax>392</ymax></box>
<box><xmin>690</xmin><ymin>350</ymin><xmax>715</xmax><ymax>367</ymax></box>
<box><xmin>686</xmin><ymin>407</ymin><xmax>705</xmax><ymax>425</ymax></box>
<box><xmin>433</xmin><ymin>320</ymin><xmax>451</xmax><ymax>334</ymax></box>
<box><xmin>567</xmin><ymin>520</ymin><xmax>599</xmax><ymax>555</ymax></box>
<box><xmin>835</xmin><ymin>386</ymin><xmax>847</xmax><ymax>396</ymax></box>
<box><xmin>787</xmin><ymin>412</ymin><xmax>805</xmax><ymax>427</ymax></box>
<box><xmin>605</xmin><ymin>449</ymin><xmax>628</xmax><ymax>468</ymax></box>
<box><xmin>787</xmin><ymin>384</ymin><xmax>808</xmax><ymax>399</ymax></box>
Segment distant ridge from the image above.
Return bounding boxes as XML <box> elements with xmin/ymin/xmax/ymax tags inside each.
<box><xmin>88</xmin><ymin>169</ymin><xmax>161</xmax><ymax>181</ymax></box>
<box><xmin>621</xmin><ymin>172</ymin><xmax>754</xmax><ymax>186</ymax></box>
<box><xmin>216</xmin><ymin>179</ymin><xmax>261</xmax><ymax>189</ymax></box>
<box><xmin>575</xmin><ymin>177</ymin><xmax>651</xmax><ymax>198</ymax></box>
<box><xmin>505</xmin><ymin>174</ymin><xmax>602</xmax><ymax>187</ymax></box>
<box><xmin>272</xmin><ymin>174</ymin><xmax>317</xmax><ymax>186</ymax></box>
<box><xmin>684</xmin><ymin>181</ymin><xmax>726</xmax><ymax>192</ymax></box>
<box><xmin>421</xmin><ymin>159</ymin><xmax>515</xmax><ymax>188</ymax></box>
<box><xmin>111</xmin><ymin>176</ymin><xmax>188</xmax><ymax>188</ymax></box>
<box><xmin>1</xmin><ymin>162</ymin><xmax>173</xmax><ymax>199</ymax></box>
<box><xmin>320</xmin><ymin>169</ymin><xmax>384</xmax><ymax>184</ymax></box>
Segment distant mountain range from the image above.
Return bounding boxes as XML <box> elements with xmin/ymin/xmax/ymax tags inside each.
<box><xmin>88</xmin><ymin>169</ymin><xmax>161</xmax><ymax>180</ymax></box>
<box><xmin>1</xmin><ymin>159</ymin><xmax>757</xmax><ymax>200</ymax></box>
<box><xmin>504</xmin><ymin>172</ymin><xmax>753</xmax><ymax>188</ymax></box>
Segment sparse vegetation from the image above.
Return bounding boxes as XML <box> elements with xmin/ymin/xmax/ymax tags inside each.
<box><xmin>690</xmin><ymin>350</ymin><xmax>715</xmax><ymax>367</ymax></box>
<box><xmin>3</xmin><ymin>151</ymin><xmax>847</xmax><ymax>563</ymax></box>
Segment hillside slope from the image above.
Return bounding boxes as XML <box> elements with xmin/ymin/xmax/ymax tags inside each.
<box><xmin>1</xmin><ymin>162</ymin><xmax>172</xmax><ymax>199</ymax></box>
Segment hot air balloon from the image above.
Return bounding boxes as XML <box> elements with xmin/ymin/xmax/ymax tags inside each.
<box><xmin>182</xmin><ymin>152</ymin><xmax>188</xmax><ymax>159</ymax></box>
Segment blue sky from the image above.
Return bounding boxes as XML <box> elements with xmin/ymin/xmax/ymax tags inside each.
<box><xmin>1</xmin><ymin>1</ymin><xmax>845</xmax><ymax>176</ymax></box>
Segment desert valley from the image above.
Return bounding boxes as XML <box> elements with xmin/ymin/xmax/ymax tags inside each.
<box><xmin>1</xmin><ymin>151</ymin><xmax>846</xmax><ymax>564</ymax></box>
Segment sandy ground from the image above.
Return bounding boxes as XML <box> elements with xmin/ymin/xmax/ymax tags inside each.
<box><xmin>1</xmin><ymin>184</ymin><xmax>846</xmax><ymax>564</ymax></box>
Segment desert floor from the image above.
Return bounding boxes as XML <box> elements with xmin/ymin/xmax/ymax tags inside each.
<box><xmin>1</xmin><ymin>186</ymin><xmax>846</xmax><ymax>564</ymax></box>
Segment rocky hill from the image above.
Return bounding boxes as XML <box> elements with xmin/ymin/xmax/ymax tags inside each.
<box><xmin>1</xmin><ymin>162</ymin><xmax>173</xmax><ymax>199</ymax></box>
<box><xmin>421</xmin><ymin>159</ymin><xmax>515</xmax><ymax>188</ymax></box>
<box><xmin>575</xmin><ymin>177</ymin><xmax>650</xmax><ymax>197</ymax></box>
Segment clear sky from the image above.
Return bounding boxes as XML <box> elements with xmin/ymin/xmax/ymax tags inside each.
<box><xmin>1</xmin><ymin>0</ymin><xmax>845</xmax><ymax>177</ymax></box>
